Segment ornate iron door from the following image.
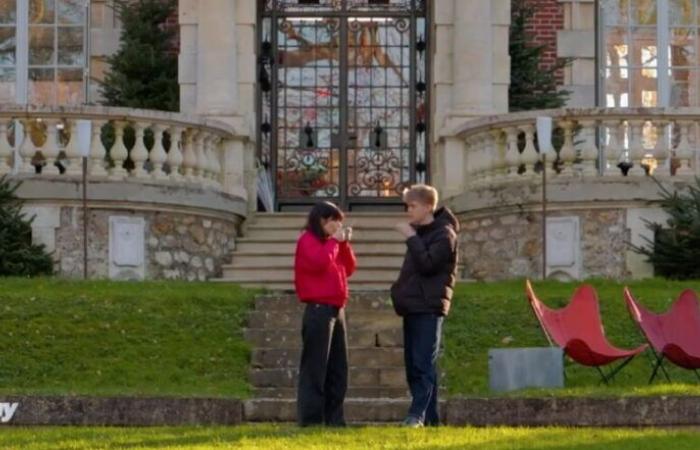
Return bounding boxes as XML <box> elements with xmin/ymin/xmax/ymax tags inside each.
<box><xmin>258</xmin><ymin>0</ymin><xmax>428</xmax><ymax>211</ymax></box>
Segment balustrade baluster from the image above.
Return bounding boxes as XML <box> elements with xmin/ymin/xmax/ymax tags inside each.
<box><xmin>109</xmin><ymin>121</ymin><xmax>129</xmax><ymax>178</ymax></box>
<box><xmin>519</xmin><ymin>124</ymin><xmax>538</xmax><ymax>176</ymax></box>
<box><xmin>627</xmin><ymin>119</ymin><xmax>646</xmax><ymax>176</ymax></box>
<box><xmin>18</xmin><ymin>119</ymin><xmax>38</xmax><ymax>174</ymax></box>
<box><xmin>578</xmin><ymin>119</ymin><xmax>600</xmax><ymax>177</ymax></box>
<box><xmin>0</xmin><ymin>119</ymin><xmax>12</xmax><ymax>174</ymax></box>
<box><xmin>150</xmin><ymin>123</ymin><xmax>168</xmax><ymax>179</ymax></box>
<box><xmin>168</xmin><ymin>126</ymin><xmax>184</xmax><ymax>180</ymax></box>
<box><xmin>675</xmin><ymin>120</ymin><xmax>695</xmax><ymax>176</ymax></box>
<box><xmin>89</xmin><ymin>120</ymin><xmax>108</xmax><ymax>177</ymax></box>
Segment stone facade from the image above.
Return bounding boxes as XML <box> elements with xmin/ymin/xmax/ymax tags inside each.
<box><xmin>53</xmin><ymin>207</ymin><xmax>237</xmax><ymax>281</ymax></box>
<box><xmin>459</xmin><ymin>208</ymin><xmax>629</xmax><ymax>281</ymax></box>
<box><xmin>557</xmin><ymin>0</ymin><xmax>596</xmax><ymax>107</ymax></box>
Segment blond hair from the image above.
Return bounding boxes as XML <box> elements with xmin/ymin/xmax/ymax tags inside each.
<box><xmin>402</xmin><ymin>184</ymin><xmax>438</xmax><ymax>210</ymax></box>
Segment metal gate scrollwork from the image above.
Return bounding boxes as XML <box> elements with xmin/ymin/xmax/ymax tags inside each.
<box><xmin>257</xmin><ymin>0</ymin><xmax>429</xmax><ymax>210</ymax></box>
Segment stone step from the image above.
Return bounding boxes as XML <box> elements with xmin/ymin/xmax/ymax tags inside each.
<box><xmin>246</xmin><ymin>227</ymin><xmax>406</xmax><ymax>242</ymax></box>
<box><xmin>252</xmin><ymin>387</ymin><xmax>410</xmax><ymax>399</ymax></box>
<box><xmin>251</xmin><ymin>347</ymin><xmax>404</xmax><ymax>369</ymax></box>
<box><xmin>244</xmin><ymin>327</ymin><xmax>403</xmax><ymax>348</ymax></box>
<box><xmin>244</xmin><ymin>398</ymin><xmax>419</xmax><ymax>423</ymax></box>
<box><xmin>226</xmin><ymin>254</ymin><xmax>404</xmax><ymax>269</ymax></box>
<box><xmin>252</xmin><ymin>295</ymin><xmax>394</xmax><ymax>312</ymax></box>
<box><xmin>248</xmin><ymin>213</ymin><xmax>406</xmax><ymax>230</ymax></box>
<box><xmin>246</xmin><ymin>309</ymin><xmax>402</xmax><ymax>330</ymax></box>
<box><xmin>250</xmin><ymin>367</ymin><xmax>406</xmax><ymax>388</ymax></box>
<box><xmin>222</xmin><ymin>281</ymin><xmax>392</xmax><ymax>291</ymax></box>
<box><xmin>222</xmin><ymin>267</ymin><xmax>400</xmax><ymax>283</ymax></box>
<box><xmin>234</xmin><ymin>239</ymin><xmax>406</xmax><ymax>255</ymax></box>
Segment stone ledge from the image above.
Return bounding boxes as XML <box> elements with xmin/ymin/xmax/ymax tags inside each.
<box><xmin>445</xmin><ymin>396</ymin><xmax>700</xmax><ymax>427</ymax></box>
<box><xmin>0</xmin><ymin>396</ymin><xmax>243</xmax><ymax>426</ymax></box>
<box><xmin>445</xmin><ymin>177</ymin><xmax>691</xmax><ymax>217</ymax></box>
<box><xmin>14</xmin><ymin>177</ymin><xmax>247</xmax><ymax>221</ymax></box>
<box><xmin>2</xmin><ymin>395</ymin><xmax>700</xmax><ymax>426</ymax></box>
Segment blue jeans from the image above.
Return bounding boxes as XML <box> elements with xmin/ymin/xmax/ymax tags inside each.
<box><xmin>403</xmin><ymin>313</ymin><xmax>443</xmax><ymax>425</ymax></box>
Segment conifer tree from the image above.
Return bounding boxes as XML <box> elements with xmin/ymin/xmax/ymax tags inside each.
<box><xmin>0</xmin><ymin>176</ymin><xmax>54</xmax><ymax>276</ymax></box>
<box><xmin>632</xmin><ymin>178</ymin><xmax>700</xmax><ymax>279</ymax></box>
<box><xmin>100</xmin><ymin>0</ymin><xmax>179</xmax><ymax>111</ymax></box>
<box><xmin>509</xmin><ymin>0</ymin><xmax>571</xmax><ymax>111</ymax></box>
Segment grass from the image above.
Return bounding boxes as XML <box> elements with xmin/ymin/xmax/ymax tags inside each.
<box><xmin>0</xmin><ymin>425</ymin><xmax>698</xmax><ymax>449</ymax></box>
<box><xmin>3</xmin><ymin>277</ymin><xmax>700</xmax><ymax>399</ymax></box>
<box><xmin>442</xmin><ymin>278</ymin><xmax>700</xmax><ymax>397</ymax></box>
<box><xmin>0</xmin><ymin>278</ymin><xmax>259</xmax><ymax>398</ymax></box>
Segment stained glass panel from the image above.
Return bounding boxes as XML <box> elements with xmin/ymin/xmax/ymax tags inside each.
<box><xmin>260</xmin><ymin>0</ymin><xmax>427</xmax><ymax>208</ymax></box>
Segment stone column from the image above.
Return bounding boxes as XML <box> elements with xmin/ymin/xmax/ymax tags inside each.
<box><xmin>433</xmin><ymin>0</ymin><xmax>510</xmax><ymax>198</ymax></box>
<box><xmin>194</xmin><ymin>0</ymin><xmax>239</xmax><ymax>116</ymax></box>
<box><xmin>178</xmin><ymin>0</ymin><xmax>198</xmax><ymax>113</ymax></box>
<box><xmin>451</xmin><ymin>1</ymin><xmax>494</xmax><ymax>115</ymax></box>
<box><xmin>557</xmin><ymin>0</ymin><xmax>596</xmax><ymax>107</ymax></box>
<box><xmin>440</xmin><ymin>137</ymin><xmax>466</xmax><ymax>199</ymax></box>
<box><xmin>235</xmin><ymin>1</ymin><xmax>257</xmax><ymax>130</ymax></box>
<box><xmin>88</xmin><ymin>0</ymin><xmax>122</xmax><ymax>103</ymax></box>
<box><xmin>220</xmin><ymin>138</ymin><xmax>248</xmax><ymax>200</ymax></box>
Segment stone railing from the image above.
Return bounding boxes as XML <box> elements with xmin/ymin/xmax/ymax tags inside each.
<box><xmin>440</xmin><ymin>108</ymin><xmax>700</xmax><ymax>195</ymax></box>
<box><xmin>0</xmin><ymin>105</ymin><xmax>250</xmax><ymax>200</ymax></box>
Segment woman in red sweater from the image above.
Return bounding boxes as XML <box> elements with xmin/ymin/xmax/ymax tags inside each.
<box><xmin>294</xmin><ymin>201</ymin><xmax>357</xmax><ymax>427</ymax></box>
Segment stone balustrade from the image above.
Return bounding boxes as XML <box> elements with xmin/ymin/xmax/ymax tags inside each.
<box><xmin>438</xmin><ymin>108</ymin><xmax>700</xmax><ymax>282</ymax></box>
<box><xmin>0</xmin><ymin>105</ymin><xmax>249</xmax><ymax>199</ymax></box>
<box><xmin>442</xmin><ymin>108</ymin><xmax>700</xmax><ymax>194</ymax></box>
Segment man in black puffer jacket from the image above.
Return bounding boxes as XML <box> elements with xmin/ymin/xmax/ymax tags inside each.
<box><xmin>391</xmin><ymin>184</ymin><xmax>459</xmax><ymax>428</ymax></box>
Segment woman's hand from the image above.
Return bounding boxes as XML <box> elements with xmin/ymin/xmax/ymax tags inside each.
<box><xmin>323</xmin><ymin>220</ymin><xmax>342</xmax><ymax>238</ymax></box>
<box><xmin>332</xmin><ymin>226</ymin><xmax>346</xmax><ymax>242</ymax></box>
<box><xmin>323</xmin><ymin>220</ymin><xmax>343</xmax><ymax>240</ymax></box>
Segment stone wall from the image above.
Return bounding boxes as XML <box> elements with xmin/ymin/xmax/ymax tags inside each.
<box><xmin>460</xmin><ymin>209</ymin><xmax>629</xmax><ymax>280</ymax></box>
<box><xmin>459</xmin><ymin>208</ymin><xmax>630</xmax><ymax>281</ymax></box>
<box><xmin>53</xmin><ymin>207</ymin><xmax>237</xmax><ymax>281</ymax></box>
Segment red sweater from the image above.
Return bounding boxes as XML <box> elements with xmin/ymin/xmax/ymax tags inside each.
<box><xmin>294</xmin><ymin>230</ymin><xmax>357</xmax><ymax>307</ymax></box>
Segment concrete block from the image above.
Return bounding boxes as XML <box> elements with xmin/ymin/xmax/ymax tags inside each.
<box><xmin>488</xmin><ymin>347</ymin><xmax>564</xmax><ymax>392</ymax></box>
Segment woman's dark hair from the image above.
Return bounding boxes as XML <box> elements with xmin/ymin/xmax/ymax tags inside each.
<box><xmin>305</xmin><ymin>201</ymin><xmax>344</xmax><ymax>240</ymax></box>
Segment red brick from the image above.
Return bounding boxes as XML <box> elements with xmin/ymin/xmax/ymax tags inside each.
<box><xmin>520</xmin><ymin>0</ymin><xmax>565</xmax><ymax>84</ymax></box>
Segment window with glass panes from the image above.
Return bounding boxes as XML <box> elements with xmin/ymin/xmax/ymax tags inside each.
<box><xmin>0</xmin><ymin>1</ymin><xmax>17</xmax><ymax>102</ymax></box>
<box><xmin>0</xmin><ymin>0</ymin><xmax>86</xmax><ymax>105</ymax></box>
<box><xmin>600</xmin><ymin>0</ymin><xmax>700</xmax><ymax>107</ymax></box>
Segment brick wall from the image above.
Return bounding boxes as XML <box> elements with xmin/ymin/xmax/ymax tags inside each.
<box><xmin>521</xmin><ymin>0</ymin><xmax>565</xmax><ymax>84</ymax></box>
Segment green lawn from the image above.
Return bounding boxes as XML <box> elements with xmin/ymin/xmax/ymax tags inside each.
<box><xmin>0</xmin><ymin>278</ymin><xmax>258</xmax><ymax>398</ymax></box>
<box><xmin>443</xmin><ymin>278</ymin><xmax>700</xmax><ymax>396</ymax></box>
<box><xmin>0</xmin><ymin>425</ymin><xmax>698</xmax><ymax>449</ymax></box>
<box><xmin>2</xmin><ymin>277</ymin><xmax>700</xmax><ymax>399</ymax></box>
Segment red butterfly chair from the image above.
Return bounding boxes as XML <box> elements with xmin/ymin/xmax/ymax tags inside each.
<box><xmin>525</xmin><ymin>280</ymin><xmax>647</xmax><ymax>384</ymax></box>
<box><xmin>624</xmin><ymin>288</ymin><xmax>700</xmax><ymax>383</ymax></box>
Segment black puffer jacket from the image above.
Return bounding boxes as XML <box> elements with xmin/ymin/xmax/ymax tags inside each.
<box><xmin>390</xmin><ymin>207</ymin><xmax>459</xmax><ymax>317</ymax></box>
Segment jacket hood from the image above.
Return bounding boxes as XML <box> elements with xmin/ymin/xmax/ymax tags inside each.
<box><xmin>433</xmin><ymin>206</ymin><xmax>460</xmax><ymax>233</ymax></box>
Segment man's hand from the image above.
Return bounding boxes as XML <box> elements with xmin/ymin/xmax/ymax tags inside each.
<box><xmin>395</xmin><ymin>222</ymin><xmax>416</xmax><ymax>239</ymax></box>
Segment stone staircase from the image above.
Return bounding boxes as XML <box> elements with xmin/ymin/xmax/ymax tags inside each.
<box><xmin>217</xmin><ymin>212</ymin><xmax>408</xmax><ymax>290</ymax></box>
<box><xmin>243</xmin><ymin>292</ymin><xmax>415</xmax><ymax>423</ymax></box>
